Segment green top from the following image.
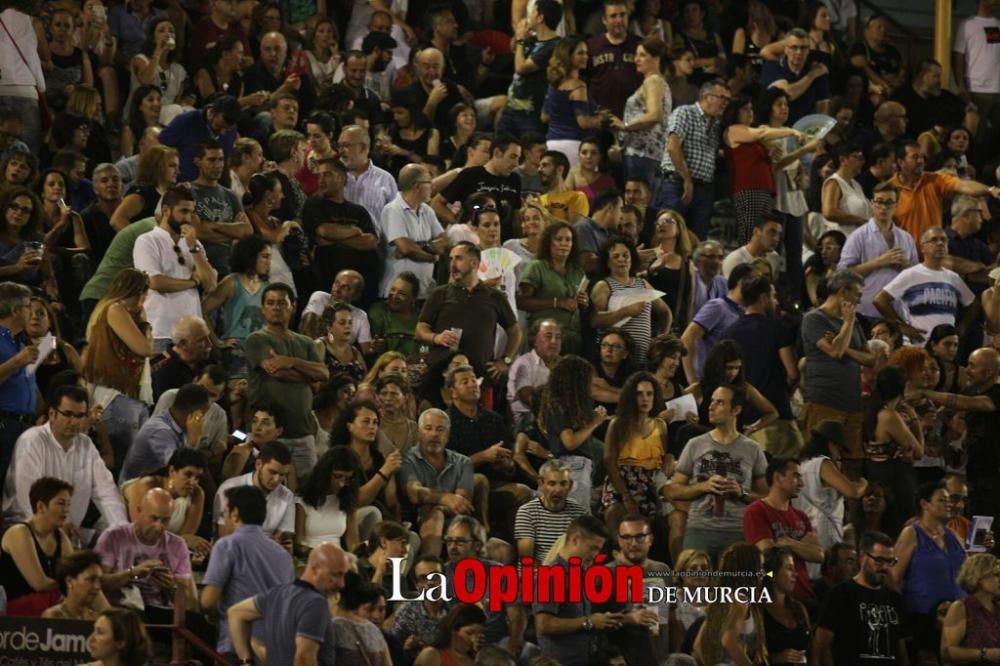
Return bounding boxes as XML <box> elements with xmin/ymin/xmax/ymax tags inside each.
<box><xmin>80</xmin><ymin>218</ymin><xmax>157</xmax><ymax>301</ymax></box>
<box><xmin>367</xmin><ymin>301</ymin><xmax>420</xmax><ymax>358</ymax></box>
<box><xmin>518</xmin><ymin>259</ymin><xmax>586</xmax><ymax>353</ymax></box>
<box><xmin>245</xmin><ymin>328</ymin><xmax>323</xmax><ymax>439</ymax></box>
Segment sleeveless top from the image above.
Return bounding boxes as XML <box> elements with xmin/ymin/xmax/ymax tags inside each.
<box><xmin>762</xmin><ymin>606</ymin><xmax>809</xmax><ymax>654</ymax></box>
<box><xmin>961</xmin><ymin>595</ymin><xmax>1000</xmax><ymax>654</ymax></box>
<box><xmin>792</xmin><ymin>456</ymin><xmax>843</xmax><ymax>578</ymax></box>
<box><xmin>125</xmin><ymin>182</ymin><xmax>162</xmax><ymax>224</ymax></box>
<box><xmin>83</xmin><ymin>303</ymin><xmax>146</xmax><ymax>398</ymax></box>
<box><xmin>825</xmin><ymin>172</ymin><xmax>872</xmax><ymax>232</ymax></box>
<box><xmin>544</xmin><ymin>86</ymin><xmax>591</xmax><ymax>141</ymax></box>
<box><xmin>46</xmin><ymin>48</ymin><xmax>84</xmax><ymax>107</ymax></box>
<box><xmin>0</xmin><ymin>523</ymin><xmax>64</xmax><ymax>601</ymax></box>
<box><xmin>743</xmin><ymin>36</ymin><xmax>765</xmax><ymax>80</ymax></box>
<box><xmin>903</xmin><ymin>523</ymin><xmax>966</xmax><ymax>614</ymax></box>
<box><xmin>219</xmin><ymin>276</ymin><xmax>266</xmax><ymax>341</ymax></box>
<box><xmin>576</xmin><ymin>173</ymin><xmax>617</xmax><ymax>208</ymax></box>
<box><xmin>618</xmin><ymin>421</ymin><xmax>666</xmax><ymax>470</ymax></box>
<box><xmin>322</xmin><ymin>345</ymin><xmax>366</xmax><ymax>382</ymax></box>
<box><xmin>726</xmin><ymin>141</ymin><xmax>776</xmax><ymax>194</ymax></box>
<box><xmin>678</xmin><ymin>30</ymin><xmax>721</xmax><ymax>86</ymax></box>
<box><xmin>438</xmin><ymin>649</ymin><xmax>460</xmax><ymax>666</ymax></box>
<box><xmin>603</xmin><ymin>275</ymin><xmax>653</xmax><ymax>367</ymax></box>
<box><xmin>622</xmin><ymin>80</ymin><xmax>672</xmax><ymax>161</ymax></box>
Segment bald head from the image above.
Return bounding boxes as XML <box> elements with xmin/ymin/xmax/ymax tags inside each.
<box><xmin>416</xmin><ymin>47</ymin><xmax>445</xmax><ymax>86</ymax></box>
<box><xmin>968</xmin><ymin>347</ymin><xmax>1000</xmax><ymax>390</ymax></box>
<box><xmin>399</xmin><ymin>163</ymin><xmax>428</xmax><ymax>190</ymax></box>
<box><xmin>260</xmin><ymin>32</ymin><xmax>287</xmax><ymax>68</ymax></box>
<box><xmin>304</xmin><ymin>542</ymin><xmax>349</xmax><ymax>595</ymax></box>
<box><xmin>134</xmin><ymin>487</ymin><xmax>174</xmax><ymax>542</ymax></box>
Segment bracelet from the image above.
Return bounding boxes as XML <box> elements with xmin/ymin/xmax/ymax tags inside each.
<box><xmin>376</xmin><ymin>470</ymin><xmax>389</xmax><ymax>481</ymax></box>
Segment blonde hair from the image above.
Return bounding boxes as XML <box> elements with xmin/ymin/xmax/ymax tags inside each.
<box><xmin>362</xmin><ymin>351</ymin><xmax>407</xmax><ymax>384</ymax></box>
<box><xmin>547</xmin><ymin>37</ymin><xmax>583</xmax><ymax>86</ymax></box>
<box><xmin>697</xmin><ymin>543</ymin><xmax>768</xmax><ymax>666</ymax></box>
<box><xmin>957</xmin><ymin>553</ymin><xmax>1000</xmax><ymax>593</ymax></box>
<box><xmin>136</xmin><ymin>145</ymin><xmax>178</xmax><ymax>187</ymax></box>
<box><xmin>521</xmin><ymin>197</ymin><xmax>557</xmax><ymax>233</ymax></box>
<box><xmin>673</xmin><ymin>548</ymin><xmax>712</xmax><ymax>585</ymax></box>
<box><xmin>655</xmin><ymin>208</ymin><xmax>693</xmax><ymax>259</ymax></box>
<box><xmin>67</xmin><ymin>85</ymin><xmax>101</xmax><ymax>118</ymax></box>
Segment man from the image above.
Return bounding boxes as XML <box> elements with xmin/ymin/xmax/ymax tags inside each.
<box><xmin>151</xmin><ymin>315</ymin><xmax>213</xmax><ymax>401</ymax></box>
<box><xmin>813</xmin><ymin>531</ymin><xmax>909</xmax><ymax>666</ymax></box>
<box><xmin>585</xmin><ymin>0</ymin><xmax>641</xmax><ymax>119</ymax></box>
<box><xmin>220</xmin><ymin>403</ymin><xmax>285</xmax><ymax>480</ymax></box>
<box><xmin>857</xmin><ymin>101</ymin><xmax>910</xmax><ymax>157</ymax></box>
<box><xmin>908</xmin><ymin>347</ymin><xmax>1000</xmax><ymax>524</ymax></box>
<box><xmin>300</xmin><ymin>270</ymin><xmax>374</xmax><ymax>348</ymax></box>
<box><xmin>722</xmin><ymin>213</ymin><xmax>783</xmax><ymax>278</ymax></box>
<box><xmin>159</xmin><ymin>96</ymin><xmax>240</xmax><ymax>182</ymax></box>
<box><xmin>390</xmin><ymin>555</ymin><xmax>449</xmax><ymax>650</ymax></box>
<box><xmin>416</xmin><ymin>242</ymin><xmax>523</xmax><ymax>376</ymax></box>
<box><xmin>79</xmin><ymin>163</ymin><xmax>122</xmax><ymax>265</ymax></box>
<box><xmin>855</xmin><ymin>142</ymin><xmax>897</xmax><ymax>198</ymax></box>
<box><xmin>80</xmin><ymin>217</ymin><xmax>157</xmax><ymax>324</ymax></box>
<box><xmin>228</xmin><ymin>542</ymin><xmax>348</xmax><ymax>666</ymax></box>
<box><xmin>379</xmin><ymin>164</ymin><xmax>447</xmax><ymax>299</ymax></box>
<box><xmin>244</xmin><ymin>32</ymin><xmax>316</xmax><ymax>120</ymax></box>
<box><xmin>574</xmin><ymin>189</ymin><xmax>622</xmax><ymax>274</ymax></box>
<box><xmin>96</xmin><ymin>487</ymin><xmax>197</xmax><ymax>614</ymax></box>
<box><xmin>191</xmin><ymin>140</ymin><xmax>251</xmax><ymax>276</ymax></box>
<box><xmin>339</xmin><ymin>125</ymin><xmax>398</xmax><ymax>228</ymax></box>
<box><xmin>743</xmin><ymin>457</ymin><xmax>822</xmax><ymax>600</ymax></box>
<box><xmin>690</xmin><ymin>240</ymin><xmax>730</xmax><ymax>317</ymax></box>
<box><xmin>246</xmin><ymin>284</ymin><xmax>328</xmax><ymax>476</ymax></box>
<box><xmin>891</xmin><ymin>141</ymin><xmax>1000</xmax><ymax>243</ymax></box>
<box><xmin>811</xmin><ymin>541</ymin><xmax>859</xmax><ymax>609</ymax></box>
<box><xmin>652</xmin><ymin>80</ymin><xmax>729</xmax><ymax>239</ymax></box>
<box><xmin>0</xmin><ymin>282</ymin><xmax>38</xmax><ymax>488</ymax></box>
<box><xmin>188</xmin><ymin>0</ymin><xmax>250</xmax><ymax>65</ymax></box>
<box><xmin>254</xmin><ymin>94</ymin><xmax>301</xmax><ymax>155</ymax></box>
<box><xmin>153</xmin><ymin>365</ymin><xmax>228</xmax><ymax>468</ymax></box>
<box><xmin>107</xmin><ymin>0</ymin><xmax>164</xmax><ymax>60</ymax></box>
<box><xmin>761</xmin><ymin>28</ymin><xmax>831</xmax><ymax>124</ymax></box>
<box><xmin>892</xmin><ymin>59</ymin><xmax>966</xmax><ymax>139</ymax></box>
<box><xmin>116</xmin><ymin>126</ymin><xmax>161</xmax><ymax>187</ymax></box>
<box><xmin>215</xmin><ymin>441</ymin><xmax>295</xmax><ymax>545</ymax></box>
<box><xmin>513</xmin><ymin>134</ymin><xmax>546</xmax><ymax>197</ymax></box>
<box><xmin>3</xmin><ymin>384</ymin><xmax>127</xmax><ymax>528</ymax></box>
<box><xmin>946</xmin><ymin>194</ymin><xmax>995</xmax><ymax>292</ymax></box>
<box><xmin>301</xmin><ymin>158</ymin><xmax>378</xmax><ymax>306</ymax></box>
<box><xmin>943</xmin><ymin>474</ymin><xmax>973</xmax><ymax>543</ymax></box>
<box><xmin>336</xmin><ymin>50</ymin><xmax>386</xmax><ymax>126</ymax></box>
<box><xmin>849</xmin><ymin>15</ymin><xmax>906</xmax><ymax>95</ymax></box>
<box><xmin>801</xmin><ymin>270</ymin><xmax>873</xmax><ymax>465</ymax></box>
<box><xmin>514</xmin><ymin>459</ymin><xmax>587</xmax><ymax>562</ymax></box>
<box><xmin>400</xmin><ymin>47</ymin><xmax>473</xmax><ymax>131</ymax></box>
<box><xmin>538</xmin><ymin>150</ymin><xmax>589</xmax><ymax>223</ymax></box>
<box><xmin>434</xmin><ymin>135</ymin><xmax>523</xmax><ymax>235</ymax></box>
<box><xmin>874</xmin><ymin>226</ymin><xmax>976</xmax><ymax>344</ymax></box>
<box><xmin>200</xmin><ymin>485</ymin><xmax>295</xmax><ymax>658</ymax></box>
<box><xmin>954</xmin><ymin>0</ymin><xmax>1000</xmax><ymax>154</ymax></box>
<box><xmin>665</xmin><ymin>384</ymin><xmax>769</xmax><ymax>563</ymax></box>
<box><xmin>534</xmin><ymin>515</ymin><xmax>626</xmax><ymax>666</ymax></box>
<box><xmin>426</xmin><ymin>7</ymin><xmax>479</xmax><ymax>92</ymax></box>
<box><xmin>680</xmin><ymin>262</ymin><xmax>753</xmax><ymax>381</ymax></box>
<box><xmin>133</xmin><ymin>185</ymin><xmax>218</xmax><ymax>350</ymax></box>
<box><xmin>838</xmin><ymin>181</ymin><xmax>918</xmax><ymax>320</ymax></box>
<box><xmin>721</xmin><ymin>276</ymin><xmax>799</xmax><ymax>457</ymax></box>
<box><xmin>119</xmin><ymin>383</ymin><xmax>212</xmax><ymax>481</ymax></box>
<box><xmin>500</xmin><ymin>0</ymin><xmax>562</xmax><ymax>135</ymax></box>
<box><xmin>507</xmin><ymin>320</ymin><xmax>561</xmax><ymax>425</ymax></box>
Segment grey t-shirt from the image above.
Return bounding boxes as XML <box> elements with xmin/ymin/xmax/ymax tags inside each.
<box><xmin>191</xmin><ymin>182</ymin><xmax>243</xmax><ymax>274</ymax></box>
<box><xmin>675</xmin><ymin>432</ymin><xmax>767</xmax><ymax>532</ymax></box>
<box><xmin>800</xmin><ymin>307</ymin><xmax>867</xmax><ymax>413</ymax></box>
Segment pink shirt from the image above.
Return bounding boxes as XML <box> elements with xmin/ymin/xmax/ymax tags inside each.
<box><xmin>95</xmin><ymin>524</ymin><xmax>191</xmax><ymax>607</ymax></box>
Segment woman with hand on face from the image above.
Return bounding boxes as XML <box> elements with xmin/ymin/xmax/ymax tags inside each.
<box><xmin>120</xmin><ymin>84</ymin><xmax>162</xmax><ymax>157</ymax></box>
<box><xmin>42</xmin><ymin>550</ymin><xmax>109</xmax><ymax>620</ymax></box>
<box><xmin>128</xmin><ymin>18</ymin><xmax>186</xmax><ymax>119</ymax></box>
<box><xmin>332</xmin><ymin>400</ymin><xmax>402</xmax><ymax>527</ymax></box>
<box><xmin>82</xmin><ymin>608</ymin><xmax>152</xmax><ymax>666</ymax></box>
<box><xmin>804</xmin><ymin>230</ymin><xmax>845</xmax><ymax>307</ymax></box>
<box><xmin>26</xmin><ymin>297</ymin><xmax>83</xmax><ymax>401</ymax></box>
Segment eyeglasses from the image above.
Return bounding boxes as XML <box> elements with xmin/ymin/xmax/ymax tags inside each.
<box><xmin>6</xmin><ymin>204</ymin><xmax>32</xmax><ymax>215</ymax></box>
<box><xmin>55</xmin><ymin>408</ymin><xmax>89</xmax><ymax>419</ymax></box>
<box><xmin>871</xmin><ymin>199</ymin><xmax>897</xmax><ymax>207</ymax></box>
<box><xmin>172</xmin><ymin>244</ymin><xmax>187</xmax><ymax>266</ymax></box>
<box><xmin>708</xmin><ymin>93</ymin><xmax>731</xmax><ymax>103</ymax></box>
<box><xmin>657</xmin><ymin>217</ymin><xmax>678</xmax><ymax>226</ymax></box>
<box><xmin>618</xmin><ymin>533</ymin><xmax>649</xmax><ymax>542</ymax></box>
<box><xmin>600</xmin><ymin>343</ymin><xmax>624</xmax><ymax>351</ymax></box>
<box><xmin>864</xmin><ymin>552</ymin><xmax>898</xmax><ymax>566</ymax></box>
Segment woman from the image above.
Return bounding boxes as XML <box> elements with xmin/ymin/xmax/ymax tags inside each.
<box><xmin>27</xmin><ymin>296</ymin><xmax>82</xmax><ymax>400</ymax></box>
<box><xmin>193</xmin><ymin>35</ymin><xmax>257</xmax><ymax>108</ymax></box>
<box><xmin>794</xmin><ymin>420</ymin><xmax>868</xmax><ymax>576</ymax></box>
<box><xmin>761</xmin><ymin>547</ymin><xmax>811</xmax><ymax>664</ymax></box>
<box><xmin>243</xmin><ymin>171</ymin><xmax>299</xmax><ymax>295</ymax></box>
<box><xmin>368</xmin><ymin>272</ymin><xmax>421</xmax><ymax>358</ymax></box>
<box><xmin>76</xmin><ymin>0</ymin><xmax>119</xmax><ymax>126</ymax></box>
<box><xmin>109</xmin><ymin>145</ymin><xmax>179</xmax><ymax>231</ymax></box>
<box><xmin>675</xmin><ymin>0</ymin><xmax>725</xmax><ymax>87</ymax></box>
<box><xmin>317</xmin><ymin>302</ymin><xmax>367</xmax><ymax>382</ymax></box>
<box><xmin>693</xmin><ymin>543</ymin><xmax>767</xmax><ymax>665</ymax></box>
<box><xmin>802</xmin><ymin>2</ymin><xmax>840</xmax><ymax>71</ymax></box>
<box><xmin>305</xmin><ymin>18</ymin><xmax>340</xmax><ymax>95</ymax></box>
<box><xmin>871</xmin><ymin>319</ymin><xmax>903</xmax><ymax>355</ymax></box>
<box><xmin>645</xmin><ymin>209</ymin><xmax>695</xmax><ymax>331</ymax></box>
<box><xmin>538</xmin><ymin>354</ymin><xmax>606</xmax><ymax>509</ymax></box>
<box><xmin>417</xmin><ymin>351</ymin><xmax>471</xmax><ymax>414</ymax></box>
<box><xmin>0</xmin><ymin>477</ymin><xmax>74</xmax><ymax>615</ymax></box>
<box><xmin>518</xmin><ymin>221</ymin><xmax>589</xmax><ymax>354</ymax></box>
<box><xmin>731</xmin><ymin>1</ymin><xmax>779</xmax><ymax>81</ymax></box>
<box><xmin>44</xmin><ymin>9</ymin><xmax>94</xmax><ymax>112</ymax></box>
<box><xmin>803</xmin><ymin>230</ymin><xmax>845</xmax><ymax>307</ymax></box>
<box><xmin>121</xmin><ymin>449</ymin><xmax>209</xmax><ymax>556</ymax></box>
<box><xmin>295</xmin><ymin>111</ymin><xmax>338</xmax><ymax>196</ymax></box>
<box><xmin>864</xmin><ymin>365</ymin><xmax>925</xmax><ymax>539</ymax></box>
<box><xmin>83</xmin><ymin>608</ymin><xmax>152</xmax><ymax>666</ymax></box>
<box><xmin>943</xmin><ymin>127</ymin><xmax>975</xmax><ymax>177</ymax></box>
<box><xmin>42</xmin><ymin>550</ymin><xmax>107</xmax><ymax>620</ymax></box>
<box><xmin>722</xmin><ymin>96</ymin><xmax>804</xmax><ymax>244</ymax></box>
<box><xmin>1</xmin><ymin>150</ymin><xmax>37</xmax><ymax>189</ymax></box>
<box><xmin>669</xmin><ymin>548</ymin><xmax>712</xmax><ymax>651</ymax></box>
<box><xmin>442</xmin><ymin>103</ymin><xmax>478</xmax><ymax>167</ymax></box>
<box><xmin>566</xmin><ymin>138</ymin><xmax>616</xmax><ymax>207</ymax></box>
<box><xmin>385</xmin><ymin>105</ymin><xmax>440</xmax><ymax>176</ymax></box>
<box><xmin>941</xmin><ymin>553</ymin><xmax>1000</xmax><ymax>662</ymax></box>
<box><xmin>363</xmin><ymin>351</ymin><xmax>408</xmax><ymax>386</ymax></box>
<box><xmin>822</xmin><ymin>141</ymin><xmax>871</xmax><ymax>235</ymax></box>
<box><xmin>667</xmin><ymin>47</ymin><xmax>699</xmax><ymax>107</ymax></box>
<box><xmin>127</xmin><ymin>17</ymin><xmax>185</xmax><ymax>121</ymax></box>
<box><xmin>37</xmin><ymin>168</ymin><xmax>89</xmax><ymax>252</ymax></box>
<box><xmin>332</xmin><ymin>572</ymin><xmax>393</xmax><ymax>666</ymax></box>
<box><xmin>891</xmin><ymin>481</ymin><xmax>966</xmax><ymax>664</ymax></box>
<box><xmin>83</xmin><ymin>269</ymin><xmax>155</xmax><ymax>473</ymax></box>
<box><xmin>631</xmin><ymin>0</ymin><xmax>673</xmax><ymax>45</ymax></box>
<box><xmin>542</xmin><ymin>38</ymin><xmax>609</xmax><ymax>169</ymax></box>
<box><xmin>413</xmin><ymin>603</ymin><xmax>486</xmax><ymax>666</ymax></box>
<box><xmin>312</xmin><ymin>374</ymin><xmax>357</xmax><ymax>456</ymax></box>
<box><xmin>375</xmin><ymin>373</ymin><xmax>417</xmax><ymax>455</ymax></box>
<box><xmin>688</xmin><ymin>340</ymin><xmax>778</xmax><ymax>435</ymax></box>
<box><xmin>202</xmin><ymin>235</ymin><xmax>270</xmax><ymax>378</ymax></box>
<box><xmin>66</xmin><ymin>85</ymin><xmax>111</xmax><ymax>165</ymax></box>
<box><xmin>617</xmin><ymin>38</ymin><xmax>671</xmax><ymax>183</ymax></box>
<box><xmin>295</xmin><ymin>445</ymin><xmax>362</xmax><ymax>555</ymax></box>
<box><xmin>590</xmin><ymin>237</ymin><xmax>670</xmax><ymax>367</ymax></box>
<box><xmin>119</xmin><ymin>84</ymin><xmax>161</xmax><ymax>157</ymax></box>
<box><xmin>601</xmin><ymin>371</ymin><xmax>670</xmax><ymax>527</ymax></box>
<box><xmin>0</xmin><ymin>186</ymin><xmax>48</xmax><ymax>290</ymax></box>
<box><xmin>505</xmin><ymin>199</ymin><xmax>552</xmax><ymax>269</ymax></box>
<box><xmin>926</xmin><ymin>323</ymin><xmax>965</xmax><ymax>393</ymax></box>
<box><xmin>593</xmin><ymin>328</ymin><xmax>632</xmax><ymax>416</ymax></box>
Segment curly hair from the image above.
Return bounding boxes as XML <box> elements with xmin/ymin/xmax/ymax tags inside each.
<box><xmin>536</xmin><ymin>220</ymin><xmax>580</xmax><ymax>265</ymax></box>
<box><xmin>606</xmin><ymin>371</ymin><xmax>662</xmax><ymax>457</ymax></box>
<box><xmin>300</xmin><ymin>444</ymin><xmax>361</xmax><ymax>511</ymax></box>
<box><xmin>958</xmin><ymin>553</ymin><xmax>1000</xmax><ymax>593</ymax></box>
<box><xmin>547</xmin><ymin>37</ymin><xmax>584</xmax><ymax>85</ymax></box>
<box><xmin>596</xmin><ymin>236</ymin><xmax>640</xmax><ymax>280</ymax></box>
<box><xmin>887</xmin><ymin>346</ymin><xmax>931</xmax><ymax>383</ymax></box>
<box><xmin>539</xmin><ymin>354</ymin><xmax>594</xmax><ymax>430</ymax></box>
<box><xmin>329</xmin><ymin>399</ymin><xmax>381</xmax><ymax>450</ymax></box>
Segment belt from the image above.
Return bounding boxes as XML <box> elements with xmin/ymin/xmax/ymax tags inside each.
<box><xmin>656</xmin><ymin>168</ymin><xmax>709</xmax><ymax>185</ymax></box>
<box><xmin>0</xmin><ymin>410</ymin><xmax>33</xmax><ymax>425</ymax></box>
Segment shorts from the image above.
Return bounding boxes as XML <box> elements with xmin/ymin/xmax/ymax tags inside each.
<box><xmin>802</xmin><ymin>402</ymin><xmax>864</xmax><ymax>459</ymax></box>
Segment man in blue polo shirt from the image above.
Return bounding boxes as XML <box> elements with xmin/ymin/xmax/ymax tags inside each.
<box><xmin>0</xmin><ymin>282</ymin><xmax>38</xmax><ymax>490</ymax></box>
<box><xmin>761</xmin><ymin>29</ymin><xmax>831</xmax><ymax>124</ymax></box>
<box><xmin>159</xmin><ymin>95</ymin><xmax>240</xmax><ymax>182</ymax></box>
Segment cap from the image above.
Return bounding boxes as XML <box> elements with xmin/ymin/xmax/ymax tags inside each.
<box><xmin>362</xmin><ymin>31</ymin><xmax>397</xmax><ymax>55</ymax></box>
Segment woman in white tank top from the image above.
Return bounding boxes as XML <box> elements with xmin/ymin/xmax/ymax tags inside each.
<box><xmin>822</xmin><ymin>142</ymin><xmax>872</xmax><ymax>234</ymax></box>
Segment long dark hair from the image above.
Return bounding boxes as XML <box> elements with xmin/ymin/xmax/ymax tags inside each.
<box><xmin>0</xmin><ymin>186</ymin><xmax>43</xmax><ymax>240</ymax></box>
<box><xmin>299</xmin><ymin>446</ymin><xmax>361</xmax><ymax>511</ymax></box>
<box><xmin>126</xmin><ymin>85</ymin><xmax>162</xmax><ymax>153</ymax></box>
<box><xmin>433</xmin><ymin>603</ymin><xmax>487</xmax><ymax>649</ymax></box>
<box><xmin>700</xmin><ymin>340</ymin><xmax>744</xmax><ymax>410</ymax></box>
<box><xmin>539</xmin><ymin>354</ymin><xmax>594</xmax><ymax>430</ymax></box>
<box><xmin>607</xmin><ymin>371</ymin><xmax>662</xmax><ymax>456</ymax></box>
<box><xmin>721</xmin><ymin>96</ymin><xmax>753</xmax><ymax>132</ymax></box>
<box><xmin>863</xmin><ymin>365</ymin><xmax>906</xmax><ymax>442</ymax></box>
<box><xmin>755</xmin><ymin>87</ymin><xmax>790</xmax><ymax>127</ymax></box>
<box><xmin>243</xmin><ymin>171</ymin><xmax>281</xmax><ymax>209</ymax></box>
<box><xmin>329</xmin><ymin>399</ymin><xmax>381</xmax><ymax>449</ymax></box>
<box><xmin>143</xmin><ymin>18</ymin><xmax>179</xmax><ymax>61</ymax></box>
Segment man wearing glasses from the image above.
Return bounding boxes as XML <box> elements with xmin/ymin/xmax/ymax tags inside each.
<box><xmin>761</xmin><ymin>28</ymin><xmax>831</xmax><ymax>124</ymax></box>
<box><xmin>0</xmin><ymin>282</ymin><xmax>37</xmax><ymax>491</ymax></box>
<box><xmin>814</xmin><ymin>531</ymin><xmax>909</xmax><ymax>665</ymax></box>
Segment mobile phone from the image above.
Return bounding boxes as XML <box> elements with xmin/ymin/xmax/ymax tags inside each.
<box><xmin>232</xmin><ymin>429</ymin><xmax>247</xmax><ymax>442</ymax></box>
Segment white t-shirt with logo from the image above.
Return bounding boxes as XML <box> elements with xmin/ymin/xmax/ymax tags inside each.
<box><xmin>954</xmin><ymin>15</ymin><xmax>1000</xmax><ymax>94</ymax></box>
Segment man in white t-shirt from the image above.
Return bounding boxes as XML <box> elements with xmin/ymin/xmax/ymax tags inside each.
<box><xmin>953</xmin><ymin>1</ymin><xmax>1000</xmax><ymax>149</ymax></box>
<box><xmin>214</xmin><ymin>441</ymin><xmax>295</xmax><ymax>552</ymax></box>
<box><xmin>874</xmin><ymin>226</ymin><xmax>976</xmax><ymax>345</ymax></box>
<box><xmin>722</xmin><ymin>213</ymin><xmax>783</xmax><ymax>279</ymax></box>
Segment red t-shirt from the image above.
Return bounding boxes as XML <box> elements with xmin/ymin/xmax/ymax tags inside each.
<box><xmin>743</xmin><ymin>499</ymin><xmax>816</xmax><ymax>600</ymax></box>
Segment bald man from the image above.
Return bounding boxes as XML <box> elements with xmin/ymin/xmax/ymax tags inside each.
<box><xmin>910</xmin><ymin>347</ymin><xmax>1000</xmax><ymax>524</ymax></box>
<box><xmin>95</xmin><ymin>487</ymin><xmax>198</xmax><ymax>613</ymax></box>
<box><xmin>244</xmin><ymin>31</ymin><xmax>316</xmax><ymax>122</ymax></box>
<box><xmin>399</xmin><ymin>47</ymin><xmax>473</xmax><ymax>129</ymax></box>
<box><xmin>229</xmin><ymin>542</ymin><xmax>349</xmax><ymax>666</ymax></box>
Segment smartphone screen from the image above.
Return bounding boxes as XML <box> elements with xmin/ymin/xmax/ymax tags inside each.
<box><xmin>232</xmin><ymin>429</ymin><xmax>247</xmax><ymax>442</ymax></box>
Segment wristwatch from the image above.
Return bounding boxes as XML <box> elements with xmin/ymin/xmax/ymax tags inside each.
<box><xmin>503</xmin><ymin>355</ymin><xmax>514</xmax><ymax>365</ymax></box>
<box><xmin>582</xmin><ymin>616</ymin><xmax>593</xmax><ymax>631</ymax></box>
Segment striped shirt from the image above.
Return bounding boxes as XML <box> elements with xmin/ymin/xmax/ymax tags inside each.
<box><xmin>346</xmin><ymin>161</ymin><xmax>398</xmax><ymax>236</ymax></box>
<box><xmin>658</xmin><ymin>101</ymin><xmax>720</xmax><ymax>183</ymax></box>
<box><xmin>514</xmin><ymin>496</ymin><xmax>588</xmax><ymax>562</ymax></box>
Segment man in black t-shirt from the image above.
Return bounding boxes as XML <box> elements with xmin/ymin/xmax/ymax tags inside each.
<box><xmin>77</xmin><ymin>163</ymin><xmax>122</xmax><ymax>266</ymax></box>
<box><xmin>300</xmin><ymin>157</ymin><xmax>379</xmax><ymax>307</ymax></box>
<box><xmin>814</xmin><ymin>531</ymin><xmax>909</xmax><ymax>665</ymax></box>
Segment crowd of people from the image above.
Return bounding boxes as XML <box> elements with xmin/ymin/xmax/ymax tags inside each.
<box><xmin>2</xmin><ymin>0</ymin><xmax>1000</xmax><ymax>663</ymax></box>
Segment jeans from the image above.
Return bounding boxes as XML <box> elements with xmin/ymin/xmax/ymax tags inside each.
<box><xmin>102</xmin><ymin>393</ymin><xmax>150</xmax><ymax>480</ymax></box>
<box><xmin>0</xmin><ymin>95</ymin><xmax>42</xmax><ymax>155</ymax></box>
<box><xmin>652</xmin><ymin>176</ymin><xmax>714</xmax><ymax>239</ymax></box>
<box><xmin>498</xmin><ymin>108</ymin><xmax>543</xmax><ymax>135</ymax></box>
<box><xmin>624</xmin><ymin>154</ymin><xmax>660</xmax><ymax>185</ymax></box>
<box><xmin>682</xmin><ymin>526</ymin><xmax>745</xmax><ymax>565</ymax></box>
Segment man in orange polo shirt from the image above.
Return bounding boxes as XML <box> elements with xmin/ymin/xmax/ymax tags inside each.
<box><xmin>890</xmin><ymin>141</ymin><xmax>1000</xmax><ymax>243</ymax></box>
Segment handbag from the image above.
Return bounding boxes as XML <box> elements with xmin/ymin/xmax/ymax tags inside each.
<box><xmin>0</xmin><ymin>14</ymin><xmax>51</xmax><ymax>130</ymax></box>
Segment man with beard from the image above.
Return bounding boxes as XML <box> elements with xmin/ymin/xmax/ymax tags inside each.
<box><xmin>191</xmin><ymin>140</ymin><xmax>251</xmax><ymax>277</ymax></box>
<box><xmin>79</xmin><ymin>163</ymin><xmax>122</xmax><ymax>265</ymax></box>
<box><xmin>814</xmin><ymin>531</ymin><xmax>910</xmax><ymax>665</ymax></box>
<box><xmin>300</xmin><ymin>158</ymin><xmax>379</xmax><ymax>306</ymax></box>
<box><xmin>160</xmin><ymin>95</ymin><xmax>240</xmax><ymax>183</ymax></box>
<box><xmin>133</xmin><ymin>185</ymin><xmax>218</xmax><ymax>351</ymax></box>
<box><xmin>433</xmin><ymin>135</ymin><xmax>523</xmax><ymax>235</ymax></box>
<box><xmin>538</xmin><ymin>150</ymin><xmax>588</xmax><ymax>223</ymax></box>
<box><xmin>892</xmin><ymin>59</ymin><xmax>966</xmax><ymax>139</ymax></box>
<box><xmin>399</xmin><ymin>408</ymin><xmax>474</xmax><ymax>558</ymax></box>
<box><xmin>514</xmin><ymin>458</ymin><xmax>587</xmax><ymax>561</ymax></box>
<box><xmin>336</xmin><ymin>49</ymin><xmax>386</xmax><ymax>127</ymax></box>
<box><xmin>300</xmin><ymin>269</ymin><xmax>374</xmax><ymax>349</ymax></box>
<box><xmin>585</xmin><ymin>0</ymin><xmax>641</xmax><ymax>119</ymax></box>
<box><xmin>215</xmin><ymin>441</ymin><xmax>296</xmax><ymax>551</ymax></box>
